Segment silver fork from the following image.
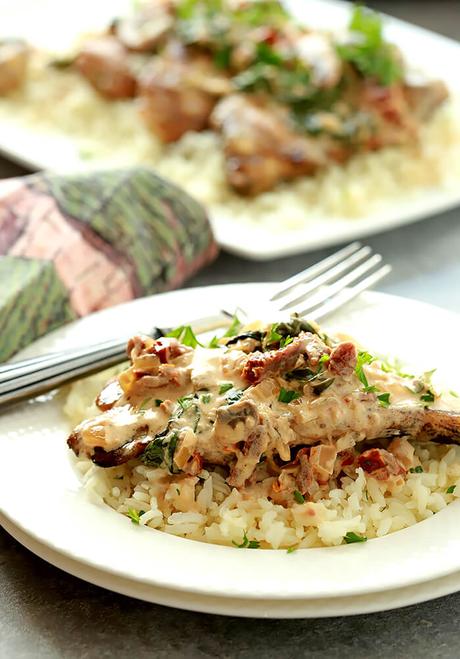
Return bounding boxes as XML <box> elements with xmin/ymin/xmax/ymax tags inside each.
<box><xmin>0</xmin><ymin>242</ymin><xmax>390</xmax><ymax>407</ymax></box>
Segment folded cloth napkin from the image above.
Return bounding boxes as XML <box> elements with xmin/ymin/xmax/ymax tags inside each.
<box><xmin>0</xmin><ymin>167</ymin><xmax>218</xmax><ymax>360</ymax></box>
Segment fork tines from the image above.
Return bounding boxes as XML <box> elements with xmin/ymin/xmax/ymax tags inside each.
<box><xmin>0</xmin><ymin>242</ymin><xmax>391</xmax><ymax>408</ymax></box>
<box><xmin>270</xmin><ymin>242</ymin><xmax>391</xmax><ymax>320</ymax></box>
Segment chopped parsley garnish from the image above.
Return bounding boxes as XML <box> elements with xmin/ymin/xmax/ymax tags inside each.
<box><xmin>293</xmin><ymin>490</ymin><xmax>305</xmax><ymax>504</ymax></box>
<box><xmin>355</xmin><ymin>351</ymin><xmax>375</xmax><ymax>390</ymax></box>
<box><xmin>278</xmin><ymin>388</ymin><xmax>301</xmax><ymax>404</ymax></box>
<box><xmin>201</xmin><ymin>393</ymin><xmax>212</xmax><ymax>404</ymax></box>
<box><xmin>178</xmin><ymin>395</ymin><xmax>195</xmax><ymax>411</ymax></box>
<box><xmin>224</xmin><ymin>313</ymin><xmax>243</xmax><ymax>338</ymax></box>
<box><xmin>280</xmin><ymin>335</ymin><xmax>293</xmax><ymax>349</ymax></box>
<box><xmin>336</xmin><ymin>5</ymin><xmax>402</xmax><ymax>85</ymax></box>
<box><xmin>255</xmin><ymin>41</ymin><xmax>284</xmax><ymax>66</ymax></box>
<box><xmin>208</xmin><ymin>335</ymin><xmax>220</xmax><ymax>349</ymax></box>
<box><xmin>409</xmin><ymin>466</ymin><xmax>423</xmax><ymax>474</ymax></box>
<box><xmin>447</xmin><ymin>485</ymin><xmax>456</xmax><ymax>494</ymax></box>
<box><xmin>167</xmin><ymin>432</ymin><xmax>179</xmax><ymax>468</ymax></box>
<box><xmin>127</xmin><ymin>509</ymin><xmax>144</xmax><ymax>525</ymax></box>
<box><xmin>264</xmin><ymin>324</ymin><xmax>295</xmax><ymax>349</ymax></box>
<box><xmin>176</xmin><ymin>487</ymin><xmax>181</xmax><ymax>496</ymax></box>
<box><xmin>142</xmin><ymin>437</ymin><xmax>165</xmax><ymax>467</ymax></box>
<box><xmin>142</xmin><ymin>430</ymin><xmax>179</xmax><ymax>472</ymax></box>
<box><xmin>377</xmin><ymin>393</ymin><xmax>391</xmax><ymax>408</ymax></box>
<box><xmin>213</xmin><ymin>44</ymin><xmax>232</xmax><ymax>69</ymax></box>
<box><xmin>232</xmin><ymin>531</ymin><xmax>260</xmax><ymax>549</ymax></box>
<box><xmin>166</xmin><ymin>325</ymin><xmax>203</xmax><ymax>348</ymax></box>
<box><xmin>365</xmin><ymin>385</ymin><xmax>379</xmax><ymax>394</ymax></box>
<box><xmin>420</xmin><ymin>390</ymin><xmax>435</xmax><ymax>404</ymax></box>
<box><xmin>286</xmin><ymin>546</ymin><xmax>298</xmax><ymax>554</ymax></box>
<box><xmin>267</xmin><ymin>323</ymin><xmax>283</xmax><ymax>345</ymax></box>
<box><xmin>167</xmin><ymin>325</ymin><xmax>187</xmax><ymax>339</ymax></box>
<box><xmin>344</xmin><ymin>531</ymin><xmax>367</xmax><ymax>544</ymax></box>
<box><xmin>319</xmin><ymin>354</ymin><xmax>330</xmax><ymax>365</ymax></box>
<box><xmin>155</xmin><ymin>399</ymin><xmax>163</xmax><ymax>407</ymax></box>
<box><xmin>219</xmin><ymin>382</ymin><xmax>234</xmax><ymax>395</ymax></box>
<box><xmin>380</xmin><ymin>357</ymin><xmax>414</xmax><ymax>379</ymax></box>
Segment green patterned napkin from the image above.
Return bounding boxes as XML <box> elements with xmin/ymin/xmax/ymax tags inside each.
<box><xmin>0</xmin><ymin>167</ymin><xmax>218</xmax><ymax>360</ymax></box>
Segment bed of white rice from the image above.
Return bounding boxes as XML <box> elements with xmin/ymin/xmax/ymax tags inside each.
<box><xmin>1</xmin><ymin>52</ymin><xmax>460</xmax><ymax>232</ymax></box>
<box><xmin>64</xmin><ymin>372</ymin><xmax>460</xmax><ymax>549</ymax></box>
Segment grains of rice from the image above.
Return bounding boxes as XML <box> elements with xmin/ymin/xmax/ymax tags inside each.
<box><xmin>68</xmin><ymin>379</ymin><xmax>460</xmax><ymax>549</ymax></box>
<box><xmin>1</xmin><ymin>52</ymin><xmax>459</xmax><ymax>232</ymax></box>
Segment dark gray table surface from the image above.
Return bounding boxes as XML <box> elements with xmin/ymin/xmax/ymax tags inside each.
<box><xmin>2</xmin><ymin>2</ymin><xmax>460</xmax><ymax>657</ymax></box>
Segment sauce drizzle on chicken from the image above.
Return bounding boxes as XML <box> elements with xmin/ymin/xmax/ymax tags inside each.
<box><xmin>68</xmin><ymin>316</ymin><xmax>460</xmax><ymax>504</ymax></box>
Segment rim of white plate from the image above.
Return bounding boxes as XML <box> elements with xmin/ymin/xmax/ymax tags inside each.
<box><xmin>1</xmin><ymin>283</ymin><xmax>460</xmax><ymax>602</ymax></box>
<box><xmin>4</xmin><ymin>512</ymin><xmax>460</xmax><ymax>618</ymax></box>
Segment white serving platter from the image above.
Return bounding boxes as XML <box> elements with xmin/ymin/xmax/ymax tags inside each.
<box><xmin>0</xmin><ymin>0</ymin><xmax>459</xmax><ymax>260</ymax></box>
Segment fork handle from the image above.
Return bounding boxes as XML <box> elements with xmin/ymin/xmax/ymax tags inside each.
<box><xmin>0</xmin><ymin>313</ymin><xmax>229</xmax><ymax>409</ymax></box>
<box><xmin>0</xmin><ymin>339</ymin><xmax>129</xmax><ymax>407</ymax></box>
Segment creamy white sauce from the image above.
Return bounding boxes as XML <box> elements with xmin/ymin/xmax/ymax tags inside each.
<box><xmin>74</xmin><ymin>336</ymin><xmax>460</xmax><ymax>473</ymax></box>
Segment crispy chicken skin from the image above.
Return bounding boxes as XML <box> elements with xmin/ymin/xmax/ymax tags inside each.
<box><xmin>75</xmin><ymin>37</ymin><xmax>136</xmax><ymax>99</ymax></box>
<box><xmin>211</xmin><ymin>94</ymin><xmax>327</xmax><ymax>195</ymax></box>
<box><xmin>68</xmin><ymin>321</ymin><xmax>460</xmax><ymax>500</ymax></box>
<box><xmin>138</xmin><ymin>46</ymin><xmax>231</xmax><ymax>142</ymax></box>
<box><xmin>403</xmin><ymin>79</ymin><xmax>449</xmax><ymax>121</ymax></box>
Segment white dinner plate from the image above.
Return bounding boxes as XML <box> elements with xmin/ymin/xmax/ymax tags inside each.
<box><xmin>1</xmin><ymin>283</ymin><xmax>460</xmax><ymax>617</ymax></box>
<box><xmin>0</xmin><ymin>0</ymin><xmax>459</xmax><ymax>259</ymax></box>
<box><xmin>4</xmin><ymin>512</ymin><xmax>460</xmax><ymax>618</ymax></box>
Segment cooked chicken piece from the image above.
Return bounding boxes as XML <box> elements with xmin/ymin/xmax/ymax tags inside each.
<box><xmin>296</xmin><ymin>448</ymin><xmax>318</xmax><ymax>496</ymax></box>
<box><xmin>68</xmin><ymin>322</ymin><xmax>460</xmax><ymax>493</ymax></box>
<box><xmin>387</xmin><ymin>437</ymin><xmax>415</xmax><ymax>470</ymax></box>
<box><xmin>96</xmin><ymin>379</ymin><xmax>124</xmax><ymax>411</ymax></box>
<box><xmin>69</xmin><ymin>423</ymin><xmax>152</xmax><ymax>467</ymax></box>
<box><xmin>228</xmin><ymin>426</ymin><xmax>267</xmax><ymax>487</ymax></box>
<box><xmin>119</xmin><ymin>334</ymin><xmax>193</xmax><ymax>399</ymax></box>
<box><xmin>0</xmin><ymin>39</ymin><xmax>29</xmax><ymax>95</ymax></box>
<box><xmin>211</xmin><ymin>397</ymin><xmax>266</xmax><ymax>485</ymax></box>
<box><xmin>138</xmin><ymin>48</ymin><xmax>231</xmax><ymax>142</ymax></box>
<box><xmin>242</xmin><ymin>332</ymin><xmax>329</xmax><ymax>383</ymax></box>
<box><xmin>113</xmin><ymin>0</ymin><xmax>174</xmax><ymax>52</ymax></box>
<box><xmin>128</xmin><ymin>335</ymin><xmax>190</xmax><ymax>370</ymax></box>
<box><xmin>295</xmin><ymin>33</ymin><xmax>342</xmax><ymax>88</ymax></box>
<box><xmin>403</xmin><ymin>78</ymin><xmax>449</xmax><ymax>121</ymax></box>
<box><xmin>356</xmin><ymin>81</ymin><xmax>419</xmax><ymax>149</ymax></box>
<box><xmin>291</xmin><ymin>395</ymin><xmax>460</xmax><ymax>447</ymax></box>
<box><xmin>211</xmin><ymin>94</ymin><xmax>327</xmax><ymax>195</ymax></box>
<box><xmin>213</xmin><ymin>399</ymin><xmax>260</xmax><ymax>447</ymax></box>
<box><xmin>75</xmin><ymin>36</ymin><xmax>136</xmax><ymax>99</ymax></box>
